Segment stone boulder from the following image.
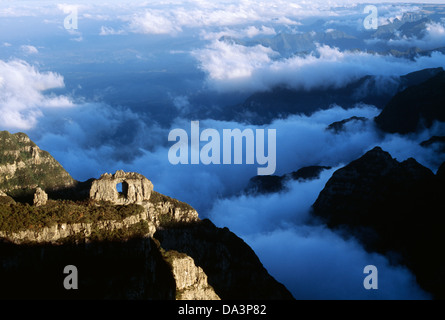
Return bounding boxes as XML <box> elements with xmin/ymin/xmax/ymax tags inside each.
<box><xmin>90</xmin><ymin>170</ymin><xmax>153</xmax><ymax>205</ymax></box>
<box><xmin>33</xmin><ymin>187</ymin><xmax>48</xmax><ymax>207</ymax></box>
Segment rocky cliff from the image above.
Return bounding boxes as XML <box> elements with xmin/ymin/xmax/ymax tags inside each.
<box><xmin>312</xmin><ymin>146</ymin><xmax>445</xmax><ymax>299</ymax></box>
<box><xmin>0</xmin><ymin>132</ymin><xmax>293</xmax><ymax>300</ymax></box>
<box><xmin>0</xmin><ymin>131</ymin><xmax>76</xmax><ymax>201</ymax></box>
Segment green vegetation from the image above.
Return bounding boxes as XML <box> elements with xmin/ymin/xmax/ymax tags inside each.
<box><xmin>149</xmin><ymin>190</ymin><xmax>197</xmax><ymax>227</ymax></box>
<box><xmin>89</xmin><ymin>220</ymin><xmax>151</xmax><ymax>242</ymax></box>
<box><xmin>0</xmin><ymin>199</ymin><xmax>144</xmax><ymax>233</ymax></box>
<box><xmin>0</xmin><ymin>131</ymin><xmax>36</xmax><ymax>166</ymax></box>
<box><xmin>149</xmin><ymin>191</ymin><xmax>195</xmax><ymax>212</ymax></box>
<box><xmin>56</xmin><ymin>220</ymin><xmax>151</xmax><ymax>244</ymax></box>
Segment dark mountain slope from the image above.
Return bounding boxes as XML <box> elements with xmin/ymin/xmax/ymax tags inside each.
<box><xmin>375</xmin><ymin>70</ymin><xmax>445</xmax><ymax>134</ymax></box>
<box><xmin>312</xmin><ymin>147</ymin><xmax>445</xmax><ymax>298</ymax></box>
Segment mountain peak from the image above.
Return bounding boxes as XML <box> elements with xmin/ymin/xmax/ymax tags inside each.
<box><xmin>0</xmin><ymin>130</ymin><xmax>76</xmax><ymax>200</ymax></box>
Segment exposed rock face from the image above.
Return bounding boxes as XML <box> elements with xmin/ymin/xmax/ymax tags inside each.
<box><xmin>33</xmin><ymin>187</ymin><xmax>48</xmax><ymax>207</ymax></box>
<box><xmin>312</xmin><ymin>146</ymin><xmax>445</xmax><ymax>299</ymax></box>
<box><xmin>155</xmin><ymin>219</ymin><xmax>294</xmax><ymax>300</ymax></box>
<box><xmin>90</xmin><ymin>170</ymin><xmax>153</xmax><ymax>205</ymax></box>
<box><xmin>0</xmin><ymin>131</ymin><xmax>76</xmax><ymax>202</ymax></box>
<box><xmin>165</xmin><ymin>250</ymin><xmax>220</xmax><ymax>300</ymax></box>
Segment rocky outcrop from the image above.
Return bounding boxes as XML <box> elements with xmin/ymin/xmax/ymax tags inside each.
<box><xmin>33</xmin><ymin>187</ymin><xmax>48</xmax><ymax>207</ymax></box>
<box><xmin>90</xmin><ymin>170</ymin><xmax>153</xmax><ymax>205</ymax></box>
<box><xmin>164</xmin><ymin>250</ymin><xmax>220</xmax><ymax>300</ymax></box>
<box><xmin>0</xmin><ymin>208</ymin><xmax>157</xmax><ymax>244</ymax></box>
<box><xmin>155</xmin><ymin>219</ymin><xmax>294</xmax><ymax>300</ymax></box>
<box><xmin>312</xmin><ymin>147</ymin><xmax>445</xmax><ymax>299</ymax></box>
<box><xmin>0</xmin><ymin>131</ymin><xmax>76</xmax><ymax>199</ymax></box>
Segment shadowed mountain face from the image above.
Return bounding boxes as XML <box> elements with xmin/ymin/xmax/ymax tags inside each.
<box><xmin>375</xmin><ymin>70</ymin><xmax>445</xmax><ymax>134</ymax></box>
<box><xmin>0</xmin><ymin>236</ymin><xmax>176</xmax><ymax>300</ymax></box>
<box><xmin>216</xmin><ymin>68</ymin><xmax>444</xmax><ymax>125</ymax></box>
<box><xmin>312</xmin><ymin>147</ymin><xmax>445</xmax><ymax>299</ymax></box>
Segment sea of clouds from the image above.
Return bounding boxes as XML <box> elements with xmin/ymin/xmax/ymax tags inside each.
<box><xmin>2</xmin><ymin>0</ymin><xmax>445</xmax><ymax>299</ymax></box>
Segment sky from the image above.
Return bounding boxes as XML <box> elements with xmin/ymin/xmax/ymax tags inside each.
<box><xmin>1</xmin><ymin>0</ymin><xmax>445</xmax><ymax>299</ymax></box>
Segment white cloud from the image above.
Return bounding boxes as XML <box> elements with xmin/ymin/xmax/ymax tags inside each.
<box><xmin>0</xmin><ymin>60</ymin><xmax>73</xmax><ymax>130</ymax></box>
<box><xmin>200</xmin><ymin>25</ymin><xmax>276</xmax><ymax>41</ymax></box>
<box><xmin>208</xmin><ymin>165</ymin><xmax>431</xmax><ymax>299</ymax></box>
<box><xmin>193</xmin><ymin>40</ymin><xmax>445</xmax><ymax>92</ymax></box>
<box><xmin>193</xmin><ymin>40</ymin><xmax>276</xmax><ymax>84</ymax></box>
<box><xmin>387</xmin><ymin>22</ymin><xmax>445</xmax><ymax>50</ymax></box>
<box><xmin>128</xmin><ymin>10</ymin><xmax>182</xmax><ymax>35</ymax></box>
<box><xmin>20</xmin><ymin>45</ymin><xmax>39</xmax><ymax>54</ymax></box>
<box><xmin>99</xmin><ymin>26</ymin><xmax>126</xmax><ymax>36</ymax></box>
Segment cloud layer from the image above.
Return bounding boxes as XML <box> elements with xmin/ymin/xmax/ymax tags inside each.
<box><xmin>208</xmin><ymin>169</ymin><xmax>431</xmax><ymax>299</ymax></box>
<box><xmin>194</xmin><ymin>41</ymin><xmax>445</xmax><ymax>92</ymax></box>
<box><xmin>0</xmin><ymin>59</ymin><xmax>73</xmax><ymax>130</ymax></box>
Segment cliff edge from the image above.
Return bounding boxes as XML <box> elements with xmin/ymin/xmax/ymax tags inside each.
<box><xmin>0</xmin><ymin>131</ymin><xmax>293</xmax><ymax>300</ymax></box>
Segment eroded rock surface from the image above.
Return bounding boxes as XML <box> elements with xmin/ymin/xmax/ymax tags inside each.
<box><xmin>90</xmin><ymin>170</ymin><xmax>153</xmax><ymax>205</ymax></box>
<box><xmin>33</xmin><ymin>187</ymin><xmax>48</xmax><ymax>207</ymax></box>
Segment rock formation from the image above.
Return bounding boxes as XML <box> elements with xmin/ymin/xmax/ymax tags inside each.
<box><xmin>155</xmin><ymin>219</ymin><xmax>294</xmax><ymax>300</ymax></box>
<box><xmin>0</xmin><ymin>131</ymin><xmax>293</xmax><ymax>300</ymax></box>
<box><xmin>165</xmin><ymin>250</ymin><xmax>220</xmax><ymax>300</ymax></box>
<box><xmin>0</xmin><ymin>131</ymin><xmax>76</xmax><ymax>200</ymax></box>
<box><xmin>33</xmin><ymin>187</ymin><xmax>48</xmax><ymax>207</ymax></box>
<box><xmin>90</xmin><ymin>170</ymin><xmax>153</xmax><ymax>205</ymax></box>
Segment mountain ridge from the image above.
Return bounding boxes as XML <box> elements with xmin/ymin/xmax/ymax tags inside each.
<box><xmin>0</xmin><ymin>131</ymin><xmax>294</xmax><ymax>300</ymax></box>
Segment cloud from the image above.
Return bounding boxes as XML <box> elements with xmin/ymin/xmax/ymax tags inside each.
<box><xmin>200</xmin><ymin>25</ymin><xmax>276</xmax><ymax>41</ymax></box>
<box><xmin>192</xmin><ymin>40</ymin><xmax>277</xmax><ymax>85</ymax></box>
<box><xmin>208</xmin><ymin>168</ymin><xmax>431</xmax><ymax>299</ymax></box>
<box><xmin>128</xmin><ymin>10</ymin><xmax>182</xmax><ymax>35</ymax></box>
<box><xmin>244</xmin><ymin>226</ymin><xmax>431</xmax><ymax>299</ymax></box>
<box><xmin>20</xmin><ymin>45</ymin><xmax>39</xmax><ymax>54</ymax></box>
<box><xmin>387</xmin><ymin>21</ymin><xmax>445</xmax><ymax>50</ymax></box>
<box><xmin>20</xmin><ymin>76</ymin><xmax>443</xmax><ymax>300</ymax></box>
<box><xmin>0</xmin><ymin>59</ymin><xmax>73</xmax><ymax>130</ymax></box>
<box><xmin>193</xmin><ymin>41</ymin><xmax>445</xmax><ymax>92</ymax></box>
<box><xmin>29</xmin><ymin>101</ymin><xmax>445</xmax><ymax>216</ymax></box>
<box><xmin>99</xmin><ymin>26</ymin><xmax>126</xmax><ymax>36</ymax></box>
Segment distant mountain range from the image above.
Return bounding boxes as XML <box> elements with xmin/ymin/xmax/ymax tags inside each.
<box><xmin>216</xmin><ymin>67</ymin><xmax>444</xmax><ymax>124</ymax></box>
